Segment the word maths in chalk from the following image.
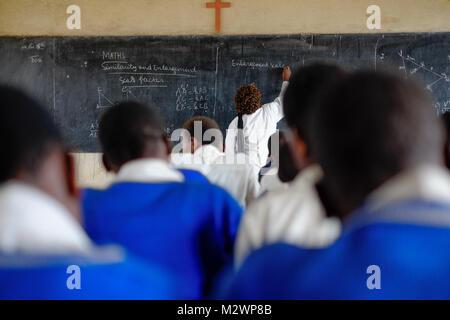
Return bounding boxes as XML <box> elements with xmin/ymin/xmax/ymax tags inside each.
<box><xmin>102</xmin><ymin>51</ymin><xmax>127</xmax><ymax>61</ymax></box>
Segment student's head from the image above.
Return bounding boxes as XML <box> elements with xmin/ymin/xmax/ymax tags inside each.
<box><xmin>283</xmin><ymin>63</ymin><xmax>346</xmax><ymax>171</ymax></box>
<box><xmin>182</xmin><ymin>116</ymin><xmax>223</xmax><ymax>153</ymax></box>
<box><xmin>99</xmin><ymin>101</ymin><xmax>169</xmax><ymax>172</ymax></box>
<box><xmin>312</xmin><ymin>70</ymin><xmax>443</xmax><ymax>219</ymax></box>
<box><xmin>0</xmin><ymin>86</ymin><xmax>74</xmax><ymax>207</ymax></box>
<box><xmin>234</xmin><ymin>84</ymin><xmax>262</xmax><ymax>115</ymax></box>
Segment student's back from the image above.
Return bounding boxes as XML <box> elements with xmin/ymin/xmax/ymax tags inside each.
<box><xmin>82</xmin><ymin>102</ymin><xmax>243</xmax><ymax>299</ymax></box>
<box><xmin>82</xmin><ymin>180</ymin><xmax>241</xmax><ymax>299</ymax></box>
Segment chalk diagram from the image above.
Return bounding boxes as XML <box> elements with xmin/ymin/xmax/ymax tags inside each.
<box><xmin>96</xmin><ymin>86</ymin><xmax>144</xmax><ymax>109</ymax></box>
<box><xmin>96</xmin><ymin>87</ymin><xmax>114</xmax><ymax>109</ymax></box>
<box><xmin>395</xmin><ymin>50</ymin><xmax>450</xmax><ymax>114</ymax></box>
<box><xmin>397</xmin><ymin>50</ymin><xmax>449</xmax><ymax>91</ymax></box>
<box><xmin>375</xmin><ymin>48</ymin><xmax>450</xmax><ymax>114</ymax></box>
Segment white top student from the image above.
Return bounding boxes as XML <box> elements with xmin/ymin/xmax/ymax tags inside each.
<box><xmin>225</xmin><ymin>66</ymin><xmax>291</xmax><ymax>168</ymax></box>
<box><xmin>0</xmin><ymin>86</ymin><xmax>178</xmax><ymax>299</ymax></box>
<box><xmin>172</xmin><ymin>116</ymin><xmax>260</xmax><ymax>208</ymax></box>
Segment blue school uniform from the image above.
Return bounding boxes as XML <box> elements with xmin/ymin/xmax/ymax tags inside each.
<box><xmin>220</xmin><ymin>199</ymin><xmax>450</xmax><ymax>299</ymax></box>
<box><xmin>178</xmin><ymin>168</ymin><xmax>210</xmax><ymax>183</ymax></box>
<box><xmin>0</xmin><ymin>249</ymin><xmax>180</xmax><ymax>299</ymax></box>
<box><xmin>82</xmin><ymin>181</ymin><xmax>242</xmax><ymax>299</ymax></box>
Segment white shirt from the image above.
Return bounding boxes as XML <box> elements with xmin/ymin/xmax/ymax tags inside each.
<box><xmin>225</xmin><ymin>81</ymin><xmax>289</xmax><ymax>168</ymax></box>
<box><xmin>366</xmin><ymin>165</ymin><xmax>450</xmax><ymax>210</ymax></box>
<box><xmin>259</xmin><ymin>167</ymin><xmax>288</xmax><ymax>195</ymax></box>
<box><xmin>234</xmin><ymin>164</ymin><xmax>341</xmax><ymax>267</ymax></box>
<box><xmin>115</xmin><ymin>158</ymin><xmax>184</xmax><ymax>183</ymax></box>
<box><xmin>0</xmin><ymin>181</ymin><xmax>94</xmax><ymax>255</ymax></box>
<box><xmin>172</xmin><ymin>145</ymin><xmax>260</xmax><ymax>208</ymax></box>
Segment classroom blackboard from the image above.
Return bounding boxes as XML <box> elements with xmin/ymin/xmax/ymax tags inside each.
<box><xmin>0</xmin><ymin>33</ymin><xmax>448</xmax><ymax>152</ymax></box>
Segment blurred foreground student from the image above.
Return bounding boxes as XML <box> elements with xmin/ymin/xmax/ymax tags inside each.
<box><xmin>0</xmin><ymin>86</ymin><xmax>178</xmax><ymax>299</ymax></box>
<box><xmin>82</xmin><ymin>102</ymin><xmax>243</xmax><ymax>299</ymax></box>
<box><xmin>223</xmin><ymin>71</ymin><xmax>450</xmax><ymax>299</ymax></box>
<box><xmin>225</xmin><ymin>67</ymin><xmax>291</xmax><ymax>168</ymax></box>
<box><xmin>173</xmin><ymin>116</ymin><xmax>260</xmax><ymax>208</ymax></box>
<box><xmin>234</xmin><ymin>64</ymin><xmax>343</xmax><ymax>266</ymax></box>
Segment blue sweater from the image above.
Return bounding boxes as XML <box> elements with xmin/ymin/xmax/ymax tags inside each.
<box><xmin>178</xmin><ymin>168</ymin><xmax>210</xmax><ymax>184</ymax></box>
<box><xmin>0</xmin><ymin>251</ymin><xmax>179</xmax><ymax>299</ymax></box>
<box><xmin>82</xmin><ymin>181</ymin><xmax>242</xmax><ymax>299</ymax></box>
<box><xmin>220</xmin><ymin>199</ymin><xmax>450</xmax><ymax>299</ymax></box>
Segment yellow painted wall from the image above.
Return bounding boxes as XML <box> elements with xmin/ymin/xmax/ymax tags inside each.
<box><xmin>1</xmin><ymin>0</ymin><xmax>449</xmax><ymax>188</ymax></box>
<box><xmin>0</xmin><ymin>0</ymin><xmax>449</xmax><ymax>36</ymax></box>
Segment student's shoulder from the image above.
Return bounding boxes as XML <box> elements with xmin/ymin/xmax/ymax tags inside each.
<box><xmin>247</xmin><ymin>183</ymin><xmax>294</xmax><ymax>213</ymax></box>
<box><xmin>179</xmin><ymin>180</ymin><xmax>242</xmax><ymax>208</ymax></box>
<box><xmin>180</xmin><ymin>180</ymin><xmax>236</xmax><ymax>198</ymax></box>
<box><xmin>177</xmin><ymin>168</ymin><xmax>210</xmax><ymax>184</ymax></box>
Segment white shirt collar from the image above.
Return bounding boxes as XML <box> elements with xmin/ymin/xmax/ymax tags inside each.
<box><xmin>0</xmin><ymin>181</ymin><xmax>94</xmax><ymax>255</ymax></box>
<box><xmin>193</xmin><ymin>145</ymin><xmax>223</xmax><ymax>164</ymax></box>
<box><xmin>291</xmin><ymin>164</ymin><xmax>323</xmax><ymax>189</ymax></box>
<box><xmin>366</xmin><ymin>165</ymin><xmax>450</xmax><ymax>211</ymax></box>
<box><xmin>115</xmin><ymin>158</ymin><xmax>184</xmax><ymax>183</ymax></box>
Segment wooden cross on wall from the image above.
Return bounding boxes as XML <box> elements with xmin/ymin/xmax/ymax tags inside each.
<box><xmin>206</xmin><ymin>0</ymin><xmax>231</xmax><ymax>34</ymax></box>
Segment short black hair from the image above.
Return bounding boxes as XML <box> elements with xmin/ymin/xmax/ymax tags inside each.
<box><xmin>0</xmin><ymin>85</ymin><xmax>63</xmax><ymax>183</ymax></box>
<box><xmin>99</xmin><ymin>101</ymin><xmax>165</xmax><ymax>168</ymax></box>
<box><xmin>283</xmin><ymin>63</ymin><xmax>346</xmax><ymax>151</ymax></box>
<box><xmin>183</xmin><ymin>116</ymin><xmax>222</xmax><ymax>148</ymax></box>
<box><xmin>312</xmin><ymin>70</ymin><xmax>443</xmax><ymax>218</ymax></box>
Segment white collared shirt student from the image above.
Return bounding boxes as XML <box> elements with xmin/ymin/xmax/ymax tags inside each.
<box><xmin>0</xmin><ymin>181</ymin><xmax>94</xmax><ymax>255</ymax></box>
<box><xmin>234</xmin><ymin>164</ymin><xmax>341</xmax><ymax>267</ymax></box>
<box><xmin>172</xmin><ymin>144</ymin><xmax>260</xmax><ymax>208</ymax></box>
<box><xmin>225</xmin><ymin>67</ymin><xmax>291</xmax><ymax>168</ymax></box>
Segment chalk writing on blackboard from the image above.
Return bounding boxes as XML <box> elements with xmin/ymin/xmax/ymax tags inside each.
<box><xmin>176</xmin><ymin>83</ymin><xmax>209</xmax><ymax>112</ymax></box>
<box><xmin>397</xmin><ymin>50</ymin><xmax>450</xmax><ymax>92</ymax></box>
<box><xmin>96</xmin><ymin>87</ymin><xmax>114</xmax><ymax>109</ymax></box>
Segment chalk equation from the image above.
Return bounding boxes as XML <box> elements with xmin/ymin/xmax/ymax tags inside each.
<box><xmin>176</xmin><ymin>83</ymin><xmax>209</xmax><ymax>112</ymax></box>
<box><xmin>21</xmin><ymin>41</ymin><xmax>46</xmax><ymax>50</ymax></box>
<box><xmin>89</xmin><ymin>121</ymin><xmax>99</xmax><ymax>138</ymax></box>
<box><xmin>29</xmin><ymin>55</ymin><xmax>43</xmax><ymax>63</ymax></box>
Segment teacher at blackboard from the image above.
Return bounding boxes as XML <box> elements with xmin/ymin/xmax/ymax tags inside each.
<box><xmin>225</xmin><ymin>66</ymin><xmax>291</xmax><ymax>168</ymax></box>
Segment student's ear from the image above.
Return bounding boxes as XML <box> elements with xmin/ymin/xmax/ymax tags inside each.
<box><xmin>102</xmin><ymin>153</ymin><xmax>113</xmax><ymax>172</ymax></box>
